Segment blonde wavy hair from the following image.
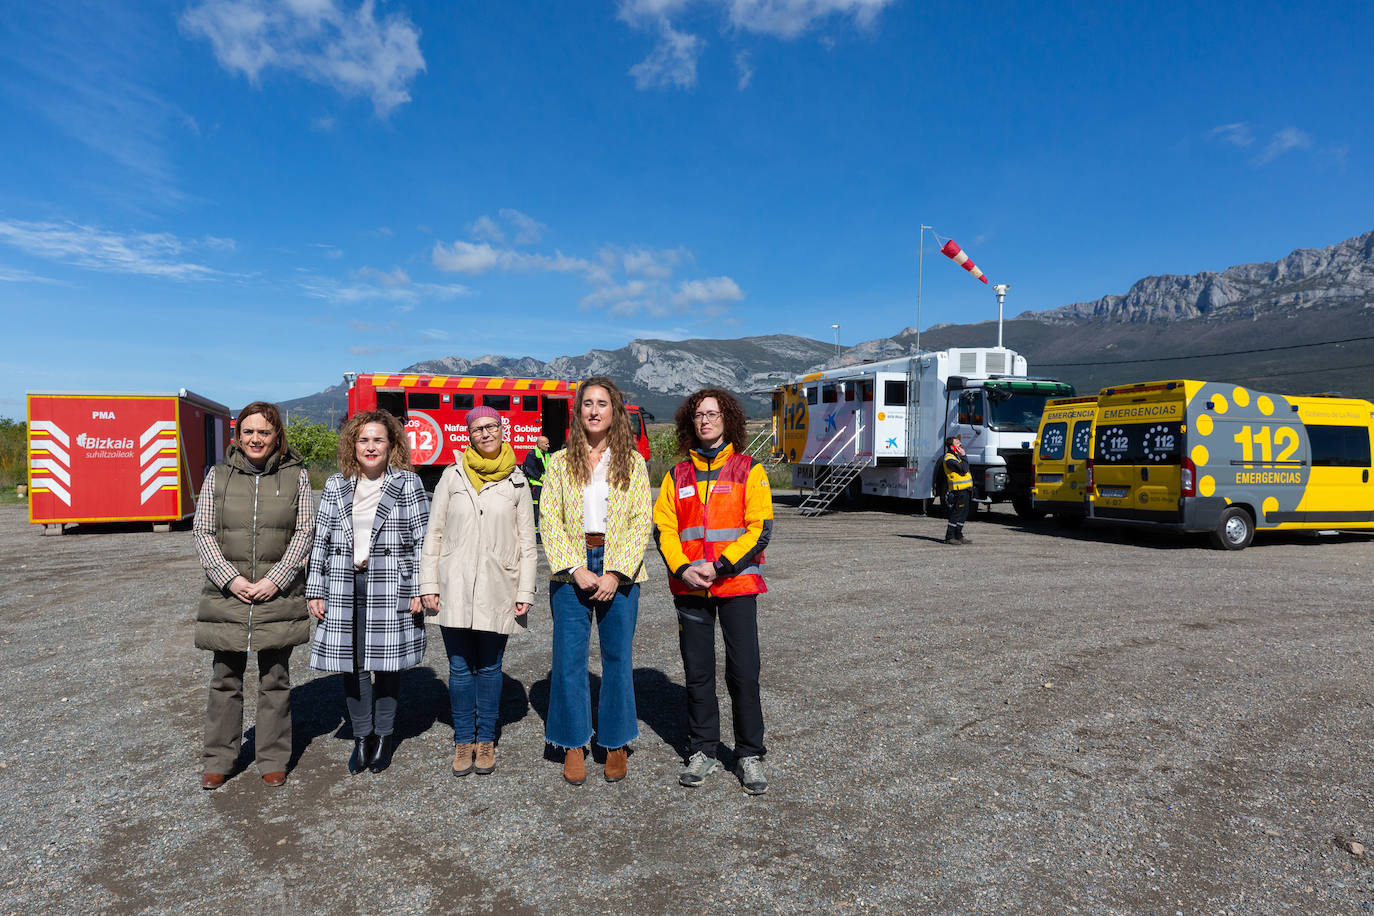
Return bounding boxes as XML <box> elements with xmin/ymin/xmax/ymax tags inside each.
<box><xmin>565</xmin><ymin>376</ymin><xmax>636</xmax><ymax>489</ymax></box>
<box><xmin>337</xmin><ymin>410</ymin><xmax>414</xmax><ymax>477</ymax></box>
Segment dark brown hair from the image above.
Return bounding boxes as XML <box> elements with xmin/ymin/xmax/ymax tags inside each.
<box><xmin>565</xmin><ymin>376</ymin><xmax>636</xmax><ymax>489</ymax></box>
<box><xmin>337</xmin><ymin>410</ymin><xmax>413</xmax><ymax>477</ymax></box>
<box><xmin>235</xmin><ymin>401</ymin><xmax>289</xmax><ymax>459</ymax></box>
<box><xmin>674</xmin><ymin>388</ymin><xmax>747</xmax><ymax>456</ymax></box>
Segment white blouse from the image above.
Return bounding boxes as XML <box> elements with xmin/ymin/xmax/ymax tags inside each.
<box><xmin>583</xmin><ymin>450</ymin><xmax>610</xmax><ymax>534</ymax></box>
<box><xmin>352</xmin><ymin>474</ymin><xmax>385</xmax><ymax>569</ymax></box>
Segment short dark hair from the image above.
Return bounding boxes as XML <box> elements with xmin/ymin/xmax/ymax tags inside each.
<box><xmin>674</xmin><ymin>388</ymin><xmax>747</xmax><ymax>456</ymax></box>
<box><xmin>236</xmin><ymin>401</ymin><xmax>288</xmax><ymax>459</ymax></box>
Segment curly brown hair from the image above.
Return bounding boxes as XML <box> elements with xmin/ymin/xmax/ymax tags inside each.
<box><xmin>235</xmin><ymin>401</ymin><xmax>289</xmax><ymax>459</ymax></box>
<box><xmin>674</xmin><ymin>388</ymin><xmax>747</xmax><ymax>456</ymax></box>
<box><xmin>337</xmin><ymin>410</ymin><xmax>413</xmax><ymax>477</ymax></box>
<box><xmin>565</xmin><ymin>376</ymin><xmax>637</xmax><ymax>489</ymax></box>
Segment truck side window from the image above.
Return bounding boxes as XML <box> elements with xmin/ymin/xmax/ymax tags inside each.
<box><xmin>407</xmin><ymin>392</ymin><xmax>440</xmax><ymax>409</ymax></box>
<box><xmin>822</xmin><ymin>385</ymin><xmax>837</xmax><ymax>404</ymax></box>
<box><xmin>958</xmin><ymin>392</ymin><xmax>983</xmax><ymax>426</ymax></box>
<box><xmin>483</xmin><ymin>395</ymin><xmax>511</xmax><ymax>411</ymax></box>
<box><xmin>884</xmin><ymin>381</ymin><xmax>906</xmax><ymax>406</ymax></box>
<box><xmin>807</xmin><ymin>386</ymin><xmax>818</xmax><ymax>405</ymax></box>
<box><xmin>1307</xmin><ymin>425</ymin><xmax>1372</xmax><ymax>467</ymax></box>
<box><xmin>453</xmin><ymin>394</ymin><xmax>474</xmax><ymax>410</ymax></box>
<box><xmin>521</xmin><ymin>396</ymin><xmax>540</xmax><ymax>410</ymax></box>
<box><xmin>844</xmin><ymin>383</ymin><xmax>856</xmax><ymax>402</ymax></box>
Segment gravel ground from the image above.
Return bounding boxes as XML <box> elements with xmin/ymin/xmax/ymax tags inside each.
<box><xmin>2</xmin><ymin>496</ymin><xmax>1373</xmax><ymax>915</ymax></box>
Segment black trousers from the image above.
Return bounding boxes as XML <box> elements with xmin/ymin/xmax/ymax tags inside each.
<box><xmin>346</xmin><ymin>569</ymin><xmax>400</xmax><ymax>737</ymax></box>
<box><xmin>945</xmin><ymin>489</ymin><xmax>970</xmax><ymax>540</ymax></box>
<box><xmin>676</xmin><ymin>593</ymin><xmax>765</xmax><ymax>759</ymax></box>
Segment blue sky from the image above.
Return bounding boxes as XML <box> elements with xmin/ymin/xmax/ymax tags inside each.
<box><xmin>1</xmin><ymin>0</ymin><xmax>1370</xmax><ymax>415</ymax></box>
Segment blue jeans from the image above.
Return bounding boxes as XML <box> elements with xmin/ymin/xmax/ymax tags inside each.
<box><xmin>440</xmin><ymin>627</ymin><xmax>509</xmax><ymax>744</ymax></box>
<box><xmin>546</xmin><ymin>545</ymin><xmax>640</xmax><ymax>750</ymax></box>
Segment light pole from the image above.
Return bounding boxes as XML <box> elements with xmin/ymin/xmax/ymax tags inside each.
<box><xmin>917</xmin><ymin>224</ymin><xmax>931</xmax><ymax>354</ymax></box>
<box><xmin>992</xmin><ymin>284</ymin><xmax>1009</xmax><ymax>348</ymax></box>
<box><xmin>830</xmin><ymin>324</ymin><xmax>841</xmax><ymax>363</ymax></box>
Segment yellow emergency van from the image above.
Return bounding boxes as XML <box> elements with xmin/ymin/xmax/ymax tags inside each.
<box><xmin>1032</xmin><ymin>395</ymin><xmax>1098</xmax><ymax>525</ymax></box>
<box><xmin>1088</xmin><ymin>380</ymin><xmax>1374</xmax><ymax>549</ymax></box>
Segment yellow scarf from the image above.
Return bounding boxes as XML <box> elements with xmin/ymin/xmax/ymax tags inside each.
<box><xmin>463</xmin><ymin>442</ymin><xmax>516</xmax><ymax>491</ymax></box>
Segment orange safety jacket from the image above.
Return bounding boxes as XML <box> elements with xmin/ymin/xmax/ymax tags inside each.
<box><xmin>668</xmin><ymin>452</ymin><xmax>767</xmax><ymax>597</ymax></box>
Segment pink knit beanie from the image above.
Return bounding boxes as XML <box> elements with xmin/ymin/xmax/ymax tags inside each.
<box><xmin>465</xmin><ymin>406</ymin><xmax>501</xmax><ymax>427</ymax></box>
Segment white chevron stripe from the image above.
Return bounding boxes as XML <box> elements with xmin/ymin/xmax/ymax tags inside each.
<box><xmin>141</xmin><ymin>439</ymin><xmax>176</xmax><ymax>466</ymax></box>
<box><xmin>32</xmin><ymin>481</ymin><xmax>71</xmax><ymax>506</ymax></box>
<box><xmin>30</xmin><ymin>458</ymin><xmax>71</xmax><ymax>486</ymax></box>
<box><xmin>141</xmin><ymin>474</ymin><xmax>178</xmax><ymax>504</ymax></box>
<box><xmin>140</xmin><ymin>456</ymin><xmax>178</xmax><ymax>485</ymax></box>
<box><xmin>139</xmin><ymin>420</ymin><xmax>177</xmax><ymax>448</ymax></box>
<box><xmin>29</xmin><ymin>420</ymin><xmax>69</xmax><ymax>446</ymax></box>
<box><xmin>30</xmin><ymin>441</ymin><xmax>70</xmax><ymax>466</ymax></box>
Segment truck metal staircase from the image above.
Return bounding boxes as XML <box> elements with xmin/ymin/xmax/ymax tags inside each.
<box><xmin>795</xmin><ymin>452</ymin><xmax>873</xmax><ymax>517</ymax></box>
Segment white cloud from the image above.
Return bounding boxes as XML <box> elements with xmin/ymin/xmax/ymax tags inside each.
<box><xmin>581</xmin><ymin>280</ymin><xmax>649</xmax><ymax>309</ymax></box>
<box><xmin>431</xmin><ymin>240</ymin><xmax>594</xmax><ymax>276</ymax></box>
<box><xmin>500</xmin><ymin>208</ymin><xmax>546</xmax><ymax>244</ymax></box>
<box><xmin>1208</xmin><ymin>122</ymin><xmax>1254</xmax><ymax>148</ymax></box>
<box><xmin>1255</xmin><ymin>127</ymin><xmax>1313</xmax><ymax>165</ymax></box>
<box><xmin>300</xmin><ymin>265</ymin><xmax>470</xmax><ymax>303</ymax></box>
<box><xmin>0</xmin><ymin>265</ymin><xmax>66</xmax><ymax>285</ymax></box>
<box><xmin>421</xmin><ymin>328</ymin><xmax>449</xmax><ymax>340</ymax></box>
<box><xmin>469</xmin><ymin>215</ymin><xmax>505</xmax><ymax>243</ymax></box>
<box><xmin>735</xmin><ymin>50</ymin><xmax>754</xmax><ymax>89</ymax></box>
<box><xmin>0</xmin><ymin>220</ymin><xmax>219</xmax><ymax>280</ymax></box>
<box><xmin>672</xmin><ymin>276</ymin><xmax>744</xmax><ymax>307</ymax></box>
<box><xmin>311</xmin><ymin>115</ymin><xmax>336</xmax><ymax>131</ymax></box>
<box><xmin>619</xmin><ymin>0</ymin><xmax>893</xmax><ymax>88</ymax></box>
<box><xmin>354</xmin><ymin>265</ymin><xmax>410</xmax><ymax>287</ymax></box>
<box><xmin>181</xmin><ymin>0</ymin><xmax>427</xmax><ymax>115</ymax></box>
<box><xmin>630</xmin><ymin>21</ymin><xmax>703</xmax><ymax>90</ymax></box>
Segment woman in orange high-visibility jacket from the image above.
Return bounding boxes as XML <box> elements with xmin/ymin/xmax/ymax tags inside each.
<box><xmin>653</xmin><ymin>388</ymin><xmax>773</xmax><ymax>795</ymax></box>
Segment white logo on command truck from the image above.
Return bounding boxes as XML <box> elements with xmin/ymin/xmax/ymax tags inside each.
<box><xmin>29</xmin><ymin>420</ymin><xmax>73</xmax><ymax>506</ymax></box>
<box><xmin>139</xmin><ymin>420</ymin><xmax>179</xmax><ymax>504</ymax></box>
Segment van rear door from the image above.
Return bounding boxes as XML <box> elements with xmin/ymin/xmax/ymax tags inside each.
<box><xmin>1093</xmin><ymin>387</ymin><xmax>1186</xmax><ymax>522</ymax></box>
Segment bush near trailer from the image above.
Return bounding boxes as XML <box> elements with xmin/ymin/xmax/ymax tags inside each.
<box><xmin>0</xmin><ymin>418</ymin><xmax>25</xmax><ymax>493</ymax></box>
<box><xmin>285</xmin><ymin>417</ymin><xmax>339</xmax><ymax>488</ymax></box>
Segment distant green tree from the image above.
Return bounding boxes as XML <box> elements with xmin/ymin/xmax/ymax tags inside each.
<box><xmin>286</xmin><ymin>417</ymin><xmax>338</xmax><ymax>488</ymax></box>
<box><xmin>0</xmin><ymin>417</ymin><xmax>26</xmax><ymax>488</ymax></box>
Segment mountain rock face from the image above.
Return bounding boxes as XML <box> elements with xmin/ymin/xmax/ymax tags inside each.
<box><xmin>1026</xmin><ymin>231</ymin><xmax>1374</xmax><ymax>323</ymax></box>
<box><xmin>280</xmin><ymin>229</ymin><xmax>1374</xmax><ymax>422</ymax></box>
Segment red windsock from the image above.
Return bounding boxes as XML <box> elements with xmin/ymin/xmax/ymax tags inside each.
<box><xmin>941</xmin><ymin>239</ymin><xmax>988</xmax><ymax>284</ymax></box>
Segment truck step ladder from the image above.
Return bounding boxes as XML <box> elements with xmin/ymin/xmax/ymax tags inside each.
<box><xmin>796</xmin><ymin>453</ymin><xmax>872</xmax><ymax>517</ymax></box>
<box><xmin>743</xmin><ymin>430</ymin><xmax>774</xmax><ymax>459</ymax></box>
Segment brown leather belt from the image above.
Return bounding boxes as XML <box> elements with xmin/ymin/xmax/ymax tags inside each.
<box><xmin>584</xmin><ymin>533</ymin><xmax>605</xmax><ymax>547</ymax></box>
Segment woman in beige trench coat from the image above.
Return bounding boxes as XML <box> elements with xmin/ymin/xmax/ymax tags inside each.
<box><xmin>420</xmin><ymin>406</ymin><xmax>537</xmax><ymax>777</ymax></box>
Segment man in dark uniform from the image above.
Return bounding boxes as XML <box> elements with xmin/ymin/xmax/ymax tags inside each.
<box><xmin>942</xmin><ymin>434</ymin><xmax>973</xmax><ymax>545</ymax></box>
<box><xmin>520</xmin><ymin>435</ymin><xmax>550</xmax><ymax>527</ymax></box>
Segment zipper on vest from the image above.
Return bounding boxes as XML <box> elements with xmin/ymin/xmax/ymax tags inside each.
<box><xmin>248</xmin><ymin>473</ymin><xmax>260</xmax><ymax>651</ymax></box>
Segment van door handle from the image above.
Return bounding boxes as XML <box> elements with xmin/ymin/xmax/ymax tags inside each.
<box><xmin>1365</xmin><ymin>469</ymin><xmax>1370</xmax><ymax>483</ymax></box>
<box><xmin>1141</xmin><ymin>468</ymin><xmax>1149</xmax><ymax>482</ymax></box>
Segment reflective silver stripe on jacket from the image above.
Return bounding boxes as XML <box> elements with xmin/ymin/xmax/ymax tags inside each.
<box><xmin>705</xmin><ymin>527</ymin><xmax>745</xmax><ymax>540</ymax></box>
<box><xmin>679</xmin><ymin>525</ymin><xmax>705</xmax><ymax>541</ymax></box>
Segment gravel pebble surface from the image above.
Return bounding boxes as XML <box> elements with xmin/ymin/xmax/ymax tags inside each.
<box><xmin>2</xmin><ymin>496</ymin><xmax>1373</xmax><ymax>914</ymax></box>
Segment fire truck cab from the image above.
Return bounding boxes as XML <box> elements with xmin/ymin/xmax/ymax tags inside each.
<box><xmin>344</xmin><ymin>372</ymin><xmax>651</xmax><ymax>489</ymax></box>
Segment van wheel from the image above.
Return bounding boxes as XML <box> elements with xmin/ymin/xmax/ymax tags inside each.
<box><xmin>1012</xmin><ymin>494</ymin><xmax>1045</xmax><ymax>521</ymax></box>
<box><xmin>1210</xmin><ymin>507</ymin><xmax>1254</xmax><ymax>550</ymax></box>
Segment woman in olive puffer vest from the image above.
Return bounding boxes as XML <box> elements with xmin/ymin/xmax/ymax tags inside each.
<box><xmin>192</xmin><ymin>402</ymin><xmax>313</xmax><ymax>790</ymax></box>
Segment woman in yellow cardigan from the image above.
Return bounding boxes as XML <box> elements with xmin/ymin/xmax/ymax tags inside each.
<box><xmin>539</xmin><ymin>377</ymin><xmax>652</xmax><ymax>785</ymax></box>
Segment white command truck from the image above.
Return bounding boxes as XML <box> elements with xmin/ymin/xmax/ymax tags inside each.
<box><xmin>772</xmin><ymin>347</ymin><xmax>1074</xmax><ymax>515</ymax></box>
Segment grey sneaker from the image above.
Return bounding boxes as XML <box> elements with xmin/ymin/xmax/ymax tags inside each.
<box><xmin>737</xmin><ymin>755</ymin><xmax>768</xmax><ymax>795</ymax></box>
<box><xmin>679</xmin><ymin>751</ymin><xmax>719</xmax><ymax>787</ymax></box>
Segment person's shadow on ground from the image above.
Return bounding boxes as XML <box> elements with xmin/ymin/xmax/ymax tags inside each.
<box><xmin>527</xmin><ymin>667</ymin><xmax>687</xmax><ymax>764</ymax></box>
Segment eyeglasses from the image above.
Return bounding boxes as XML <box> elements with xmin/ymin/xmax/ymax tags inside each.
<box><xmin>693</xmin><ymin>411</ymin><xmax>721</xmax><ymax>422</ymax></box>
<box><xmin>469</xmin><ymin>424</ymin><xmax>501</xmax><ymax>437</ymax></box>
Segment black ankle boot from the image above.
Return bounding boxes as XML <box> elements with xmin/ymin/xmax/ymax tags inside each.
<box><xmin>348</xmin><ymin>735</ymin><xmax>374</xmax><ymax>775</ymax></box>
<box><xmin>368</xmin><ymin>734</ymin><xmax>395</xmax><ymax>773</ymax></box>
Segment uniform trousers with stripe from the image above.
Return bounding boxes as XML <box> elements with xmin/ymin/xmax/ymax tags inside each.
<box><xmin>676</xmin><ymin>593</ymin><xmax>766</xmax><ymax>760</ymax></box>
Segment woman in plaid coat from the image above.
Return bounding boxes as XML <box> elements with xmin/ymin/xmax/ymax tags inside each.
<box><xmin>539</xmin><ymin>377</ymin><xmax>652</xmax><ymax>786</ymax></box>
<box><xmin>307</xmin><ymin>410</ymin><xmax>430</xmax><ymax>775</ymax></box>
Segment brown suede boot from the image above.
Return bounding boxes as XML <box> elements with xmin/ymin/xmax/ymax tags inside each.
<box><xmin>474</xmin><ymin>742</ymin><xmax>496</xmax><ymax>775</ymax></box>
<box><xmin>563</xmin><ymin>747</ymin><xmax>586</xmax><ymax>785</ymax></box>
<box><xmin>451</xmin><ymin>743</ymin><xmax>474</xmax><ymax>778</ymax></box>
<box><xmin>604</xmin><ymin>747</ymin><xmax>627</xmax><ymax>783</ymax></box>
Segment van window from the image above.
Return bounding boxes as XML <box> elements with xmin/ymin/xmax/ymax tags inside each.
<box><xmin>521</xmin><ymin>395</ymin><xmax>540</xmax><ymax>411</ymax></box>
<box><xmin>862</xmin><ymin>382</ymin><xmax>874</xmax><ymax>402</ymax></box>
<box><xmin>452</xmin><ymin>394</ymin><xmax>474</xmax><ymax>410</ymax></box>
<box><xmin>1038</xmin><ymin>422</ymin><xmax>1067</xmax><ymax>460</ymax></box>
<box><xmin>1070</xmin><ymin>419</ymin><xmax>1093</xmax><ymax>460</ymax></box>
<box><xmin>1307</xmin><ymin>425</ymin><xmax>1372</xmax><ymax>467</ymax></box>
<box><xmin>844</xmin><ymin>383</ymin><xmax>856</xmax><ymax>402</ymax></box>
<box><xmin>483</xmin><ymin>394</ymin><xmax>511</xmax><ymax>411</ymax></box>
<box><xmin>884</xmin><ymin>381</ymin><xmax>906</xmax><ymax>406</ymax></box>
<box><xmin>807</xmin><ymin>386</ymin><xmax>818</xmax><ymax>405</ymax></box>
<box><xmin>1096</xmin><ymin>421</ymin><xmax>1181</xmax><ymax>464</ymax></box>
<box><xmin>822</xmin><ymin>385</ymin><xmax>837</xmax><ymax>404</ymax></box>
<box><xmin>407</xmin><ymin>392</ymin><xmax>440</xmax><ymax>409</ymax></box>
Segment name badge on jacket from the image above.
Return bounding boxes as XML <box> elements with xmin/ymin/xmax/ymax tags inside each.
<box><xmin>678</xmin><ymin>485</ymin><xmax>695</xmax><ymax>499</ymax></box>
<box><xmin>711</xmin><ymin>482</ymin><xmax>732</xmax><ymax>494</ymax></box>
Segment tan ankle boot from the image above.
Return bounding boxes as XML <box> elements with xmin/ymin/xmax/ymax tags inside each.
<box><xmin>604</xmin><ymin>747</ymin><xmax>627</xmax><ymax>782</ymax></box>
<box><xmin>474</xmin><ymin>741</ymin><xmax>496</xmax><ymax>775</ymax></box>
<box><xmin>451</xmin><ymin>743</ymin><xmax>474</xmax><ymax>777</ymax></box>
<box><xmin>563</xmin><ymin>747</ymin><xmax>585</xmax><ymax>785</ymax></box>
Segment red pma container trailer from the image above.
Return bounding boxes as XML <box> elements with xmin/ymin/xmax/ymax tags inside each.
<box><xmin>27</xmin><ymin>390</ymin><xmax>232</xmax><ymax>532</ymax></box>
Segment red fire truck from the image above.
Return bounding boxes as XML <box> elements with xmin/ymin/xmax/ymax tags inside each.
<box><xmin>344</xmin><ymin>372</ymin><xmax>652</xmax><ymax>489</ymax></box>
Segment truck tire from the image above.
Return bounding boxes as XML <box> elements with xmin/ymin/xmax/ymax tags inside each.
<box><xmin>1210</xmin><ymin>506</ymin><xmax>1255</xmax><ymax>550</ymax></box>
<box><xmin>1012</xmin><ymin>494</ymin><xmax>1045</xmax><ymax>521</ymax></box>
